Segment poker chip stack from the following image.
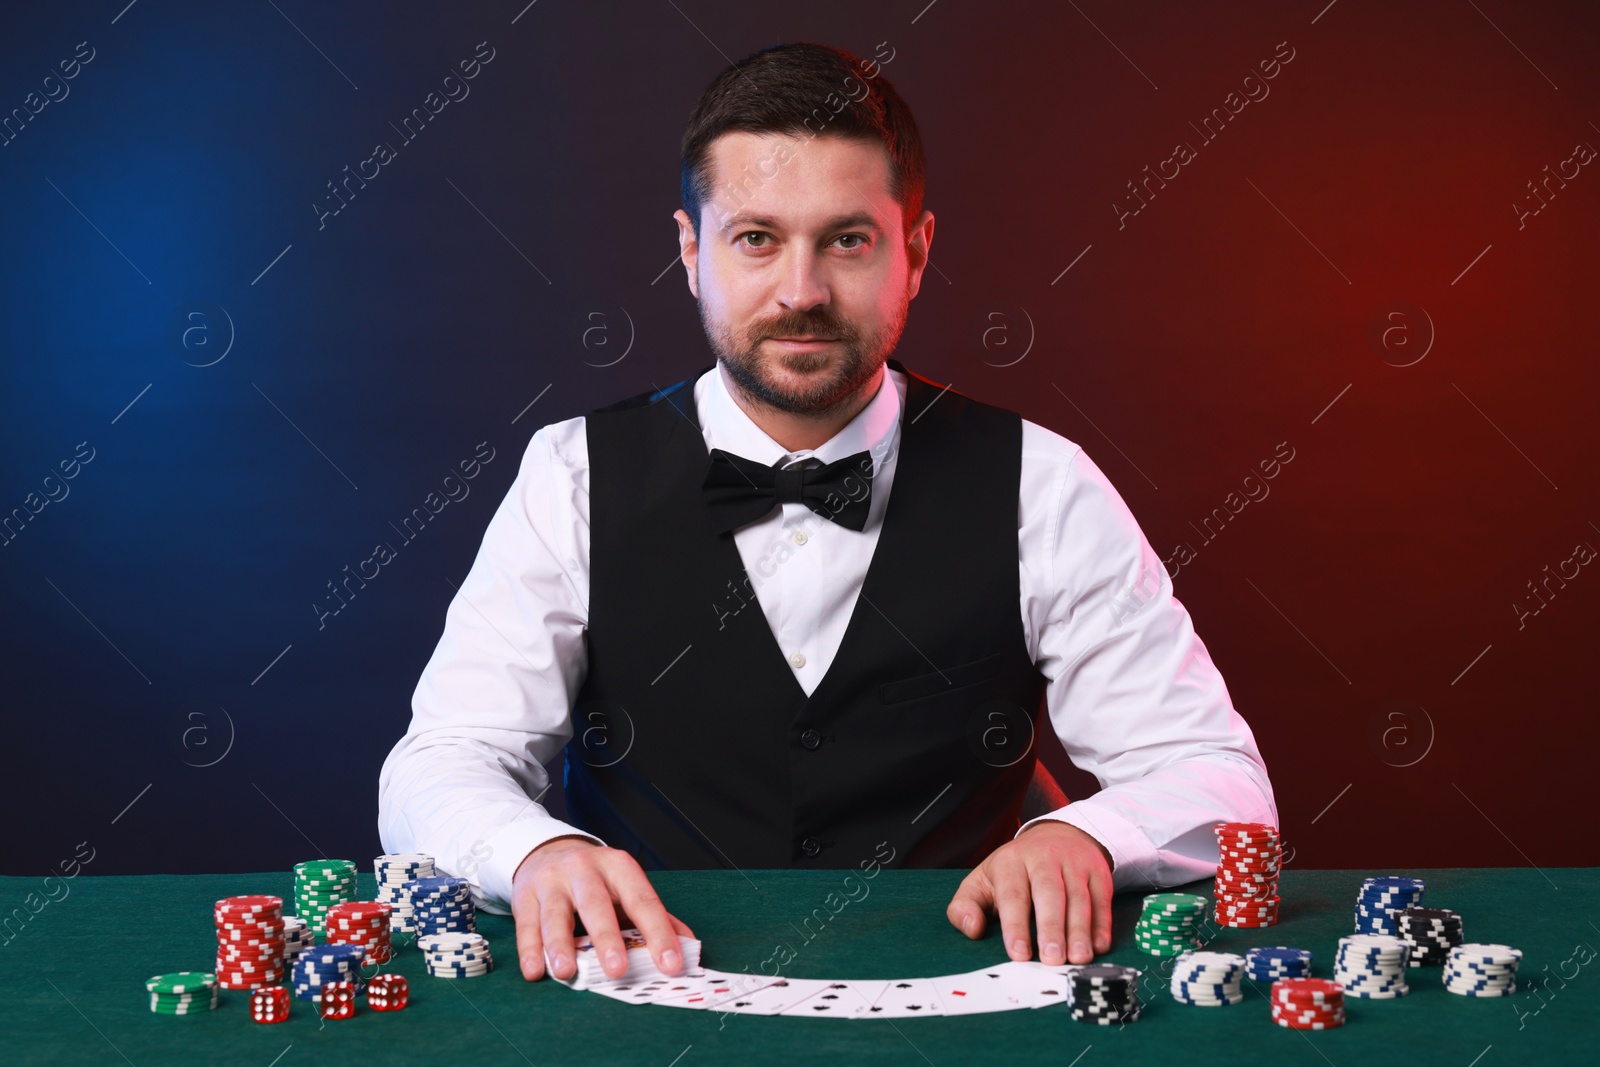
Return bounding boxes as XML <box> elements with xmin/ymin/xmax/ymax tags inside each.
<box><xmin>147</xmin><ymin>972</ymin><xmax>219</xmax><ymax>1015</ymax></box>
<box><xmin>1353</xmin><ymin>875</ymin><xmax>1426</xmax><ymax>936</ymax></box>
<box><xmin>290</xmin><ymin>943</ymin><xmax>367</xmax><ymax>1003</ymax></box>
<box><xmin>1170</xmin><ymin>951</ymin><xmax>1247</xmax><ymax>1006</ymax></box>
<box><xmin>214</xmin><ymin>895</ymin><xmax>285</xmax><ymax>990</ymax></box>
<box><xmin>375</xmin><ymin>853</ymin><xmax>435</xmax><ymax>935</ymax></box>
<box><xmin>282</xmin><ymin>916</ymin><xmax>314</xmax><ymax>961</ymax></box>
<box><xmin>293</xmin><ymin>859</ymin><xmax>358</xmax><ymax>936</ymax></box>
<box><xmin>1333</xmin><ymin>933</ymin><xmax>1411</xmax><ymax>998</ymax></box>
<box><xmin>1134</xmin><ymin>893</ymin><xmax>1209</xmax><ymax>956</ymax></box>
<box><xmin>325</xmin><ymin>900</ymin><xmax>393</xmax><ymax>965</ymax></box>
<box><xmin>1212</xmin><ymin>822</ymin><xmax>1282</xmax><ymax>927</ymax></box>
<box><xmin>407</xmin><ymin>875</ymin><xmax>477</xmax><ymax>936</ymax></box>
<box><xmin>419</xmin><ymin>932</ymin><xmax>495</xmax><ymax>978</ymax></box>
<box><xmin>1270</xmin><ymin>977</ymin><xmax>1346</xmax><ymax>1030</ymax></box>
<box><xmin>1397</xmin><ymin>906</ymin><xmax>1464</xmax><ymax>967</ymax></box>
<box><xmin>1068</xmin><ymin>964</ymin><xmax>1142</xmax><ymax>1025</ymax></box>
<box><xmin>1444</xmin><ymin>943</ymin><xmax>1521</xmax><ymax>997</ymax></box>
<box><xmin>1245</xmin><ymin>946</ymin><xmax>1313</xmax><ymax>983</ymax></box>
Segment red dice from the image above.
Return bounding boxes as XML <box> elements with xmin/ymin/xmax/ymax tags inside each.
<box><xmin>250</xmin><ymin>986</ymin><xmax>290</xmax><ymax>1024</ymax></box>
<box><xmin>318</xmin><ymin>981</ymin><xmax>357</xmax><ymax>1020</ymax></box>
<box><xmin>366</xmin><ymin>974</ymin><xmax>409</xmax><ymax>1012</ymax></box>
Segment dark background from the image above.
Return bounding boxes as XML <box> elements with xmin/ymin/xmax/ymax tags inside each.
<box><xmin>2</xmin><ymin>0</ymin><xmax>1594</xmax><ymax>879</ymax></box>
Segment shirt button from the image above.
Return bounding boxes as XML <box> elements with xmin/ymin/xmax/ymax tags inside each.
<box><xmin>789</xmin><ymin>652</ymin><xmax>806</xmax><ymax>668</ymax></box>
<box><xmin>800</xmin><ymin>729</ymin><xmax>822</xmax><ymax>750</ymax></box>
<box><xmin>800</xmin><ymin>836</ymin><xmax>822</xmax><ymax>857</ymax></box>
<box><xmin>792</xmin><ymin>529</ymin><xmax>808</xmax><ymax>546</ymax></box>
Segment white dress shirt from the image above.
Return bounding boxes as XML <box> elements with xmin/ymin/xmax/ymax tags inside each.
<box><xmin>378</xmin><ymin>363</ymin><xmax>1278</xmax><ymax>914</ymax></box>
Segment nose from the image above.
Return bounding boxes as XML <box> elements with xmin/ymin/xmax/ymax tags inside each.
<box><xmin>776</xmin><ymin>245</ymin><xmax>830</xmax><ymax>316</ymax></box>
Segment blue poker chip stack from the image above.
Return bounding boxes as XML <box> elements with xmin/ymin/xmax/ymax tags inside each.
<box><xmin>406</xmin><ymin>875</ymin><xmax>477</xmax><ymax>936</ymax></box>
<box><xmin>1444</xmin><ymin>943</ymin><xmax>1521</xmax><ymax>996</ymax></box>
<box><xmin>1353</xmin><ymin>876</ymin><xmax>1426</xmax><ymax>935</ymax></box>
<box><xmin>1245</xmin><ymin>946</ymin><xmax>1313</xmax><ymax>983</ymax></box>
<box><xmin>290</xmin><ymin>943</ymin><xmax>366</xmax><ymax>1002</ymax></box>
<box><xmin>1333</xmin><ymin>934</ymin><xmax>1411</xmax><ymax>998</ymax></box>
<box><xmin>1169</xmin><ymin>951</ymin><xmax>1246</xmax><ymax>1006</ymax></box>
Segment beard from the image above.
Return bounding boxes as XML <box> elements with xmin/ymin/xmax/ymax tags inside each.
<box><xmin>699</xmin><ymin>283</ymin><xmax>910</xmax><ymax>419</ymax></box>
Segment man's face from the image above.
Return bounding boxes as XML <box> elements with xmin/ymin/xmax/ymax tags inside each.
<box><xmin>675</xmin><ymin>131</ymin><xmax>934</xmax><ymax>418</ymax></box>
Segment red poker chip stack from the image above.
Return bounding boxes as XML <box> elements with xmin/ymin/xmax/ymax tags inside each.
<box><xmin>215</xmin><ymin>894</ymin><xmax>287</xmax><ymax>990</ymax></box>
<box><xmin>1213</xmin><ymin>822</ymin><xmax>1282</xmax><ymax>927</ymax></box>
<box><xmin>325</xmin><ymin>901</ymin><xmax>393</xmax><ymax>965</ymax></box>
<box><xmin>1270</xmin><ymin>977</ymin><xmax>1346</xmax><ymax>1030</ymax></box>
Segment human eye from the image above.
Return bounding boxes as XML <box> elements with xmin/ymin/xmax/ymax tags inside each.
<box><xmin>737</xmin><ymin>231</ymin><xmax>772</xmax><ymax>249</ymax></box>
<box><xmin>834</xmin><ymin>233</ymin><xmax>870</xmax><ymax>251</ymax></box>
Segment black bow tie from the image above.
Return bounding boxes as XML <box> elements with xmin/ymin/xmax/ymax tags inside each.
<box><xmin>701</xmin><ymin>448</ymin><xmax>876</xmax><ymax>534</ymax></box>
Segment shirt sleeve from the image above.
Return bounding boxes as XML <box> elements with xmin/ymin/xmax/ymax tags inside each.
<box><xmin>1013</xmin><ymin>421</ymin><xmax>1278</xmax><ymax>892</ymax></box>
<box><xmin>377</xmin><ymin>417</ymin><xmax>603</xmax><ymax>915</ymax></box>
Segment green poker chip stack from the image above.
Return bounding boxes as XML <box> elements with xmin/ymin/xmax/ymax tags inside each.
<box><xmin>146</xmin><ymin>971</ymin><xmax>218</xmax><ymax>1015</ymax></box>
<box><xmin>1134</xmin><ymin>893</ymin><xmax>1209</xmax><ymax>957</ymax></box>
<box><xmin>293</xmin><ymin>859</ymin><xmax>358</xmax><ymax>936</ymax></box>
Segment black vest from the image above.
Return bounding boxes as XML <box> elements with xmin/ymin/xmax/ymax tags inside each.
<box><xmin>564</xmin><ymin>359</ymin><xmax>1050</xmax><ymax>869</ymax></box>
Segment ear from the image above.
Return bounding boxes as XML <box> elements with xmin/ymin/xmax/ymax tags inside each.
<box><xmin>904</xmin><ymin>209</ymin><xmax>934</xmax><ymax>301</ymax></box>
<box><xmin>673</xmin><ymin>209</ymin><xmax>701</xmax><ymax>299</ymax></box>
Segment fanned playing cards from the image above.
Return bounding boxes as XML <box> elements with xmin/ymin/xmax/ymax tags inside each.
<box><xmin>555</xmin><ymin>931</ymin><xmax>1080</xmax><ymax>1020</ymax></box>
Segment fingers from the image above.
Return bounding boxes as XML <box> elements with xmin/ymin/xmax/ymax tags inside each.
<box><xmin>945</xmin><ymin>869</ymin><xmax>993</xmax><ymax>940</ymax></box>
<box><xmin>511</xmin><ymin>873</ymin><xmax>547</xmax><ymax>981</ymax></box>
<box><xmin>990</xmin><ymin>854</ymin><xmax>1036</xmax><ymax>962</ymax></box>
<box><xmin>1062</xmin><ymin>864</ymin><xmax>1095</xmax><ymax>965</ymax></box>
<box><xmin>668</xmin><ymin>913</ymin><xmax>696</xmax><ymax>940</ymax></box>
<box><xmin>1088</xmin><ymin>862</ymin><xmax>1113</xmax><ymax>954</ymax></box>
<box><xmin>539</xmin><ymin>892</ymin><xmax>578</xmax><ymax>981</ymax></box>
<box><xmin>608</xmin><ymin>857</ymin><xmax>685</xmax><ymax>975</ymax></box>
<box><xmin>568</xmin><ymin>868</ymin><xmax>629</xmax><ymax>980</ymax></box>
<box><xmin>1028</xmin><ymin>863</ymin><xmax>1068</xmax><ymax>966</ymax></box>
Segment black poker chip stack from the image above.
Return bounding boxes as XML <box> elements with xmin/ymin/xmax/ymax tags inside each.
<box><xmin>1396</xmin><ymin>907</ymin><xmax>1464</xmax><ymax>967</ymax></box>
<box><xmin>1069</xmin><ymin>964</ymin><xmax>1143</xmax><ymax>1025</ymax></box>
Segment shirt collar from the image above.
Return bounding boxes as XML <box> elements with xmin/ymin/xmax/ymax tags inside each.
<box><xmin>701</xmin><ymin>359</ymin><xmax>902</xmax><ymax>469</ymax></box>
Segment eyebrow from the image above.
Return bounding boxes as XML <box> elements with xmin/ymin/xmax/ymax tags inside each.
<box><xmin>719</xmin><ymin>211</ymin><xmax>882</xmax><ymax>237</ymax></box>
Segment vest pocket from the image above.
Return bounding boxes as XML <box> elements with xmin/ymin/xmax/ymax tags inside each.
<box><xmin>877</xmin><ymin>651</ymin><xmax>1004</xmax><ymax>705</ymax></box>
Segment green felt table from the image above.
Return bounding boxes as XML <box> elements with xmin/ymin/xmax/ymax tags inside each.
<box><xmin>1</xmin><ymin>868</ymin><xmax>1592</xmax><ymax>1066</ymax></box>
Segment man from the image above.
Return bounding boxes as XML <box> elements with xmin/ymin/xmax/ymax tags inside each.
<box><xmin>379</xmin><ymin>41</ymin><xmax>1276</xmax><ymax>989</ymax></box>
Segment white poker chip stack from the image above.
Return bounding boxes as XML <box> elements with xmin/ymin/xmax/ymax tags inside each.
<box><xmin>375</xmin><ymin>853</ymin><xmax>435</xmax><ymax>936</ymax></box>
<box><xmin>419</xmin><ymin>932</ymin><xmax>495</xmax><ymax>978</ymax></box>
<box><xmin>282</xmin><ymin>916</ymin><xmax>314</xmax><ymax>961</ymax></box>
<box><xmin>1333</xmin><ymin>934</ymin><xmax>1412</xmax><ymax>998</ymax></box>
<box><xmin>1444</xmin><ymin>943</ymin><xmax>1521</xmax><ymax>996</ymax></box>
<box><xmin>1169</xmin><ymin>951</ymin><xmax>1247</xmax><ymax>1005</ymax></box>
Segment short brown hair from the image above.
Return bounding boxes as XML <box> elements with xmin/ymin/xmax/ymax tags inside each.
<box><xmin>679</xmin><ymin>41</ymin><xmax>926</xmax><ymax>244</ymax></box>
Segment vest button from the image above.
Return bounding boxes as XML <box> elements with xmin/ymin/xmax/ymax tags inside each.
<box><xmin>800</xmin><ymin>836</ymin><xmax>822</xmax><ymax>857</ymax></box>
<box><xmin>800</xmin><ymin>728</ymin><xmax>822</xmax><ymax>750</ymax></box>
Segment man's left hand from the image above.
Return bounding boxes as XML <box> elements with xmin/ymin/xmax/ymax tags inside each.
<box><xmin>945</xmin><ymin>820</ymin><xmax>1113</xmax><ymax>966</ymax></box>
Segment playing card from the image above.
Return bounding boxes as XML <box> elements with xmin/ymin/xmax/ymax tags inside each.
<box><xmin>585</xmin><ymin>973</ymin><xmax>698</xmax><ymax>1006</ymax></box>
<box><xmin>777</xmin><ymin>980</ymin><xmax>878</xmax><ymax>1018</ymax></box>
<box><xmin>653</xmin><ymin>968</ymin><xmax>777</xmax><ymax>1011</ymax></box>
<box><xmin>866</xmin><ymin>978</ymin><xmax>946</xmax><ymax>1017</ymax></box>
<box><xmin>929</xmin><ymin>962</ymin><xmax>1075</xmax><ymax>1014</ymax></box>
<box><xmin>929</xmin><ymin>968</ymin><xmax>1030</xmax><ymax>1015</ymax></box>
<box><xmin>995</xmin><ymin>960</ymin><xmax>1080</xmax><ymax>1008</ymax></box>
<box><xmin>715</xmin><ymin>977</ymin><xmax>834</xmax><ymax>1016</ymax></box>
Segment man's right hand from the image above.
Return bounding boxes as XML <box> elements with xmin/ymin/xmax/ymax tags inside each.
<box><xmin>511</xmin><ymin>835</ymin><xmax>695</xmax><ymax>982</ymax></box>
